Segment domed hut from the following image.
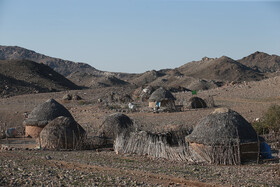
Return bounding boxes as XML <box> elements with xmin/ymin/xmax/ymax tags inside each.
<box><xmin>139</xmin><ymin>85</ymin><xmax>156</xmax><ymax>102</ymax></box>
<box><xmin>148</xmin><ymin>87</ymin><xmax>176</xmax><ymax>110</ymax></box>
<box><xmin>39</xmin><ymin>116</ymin><xmax>86</xmax><ymax>150</ymax></box>
<box><xmin>98</xmin><ymin>113</ymin><xmax>134</xmax><ymax>145</ymax></box>
<box><xmin>188</xmin><ymin>97</ymin><xmax>207</xmax><ymax>109</ymax></box>
<box><xmin>24</xmin><ymin>99</ymin><xmax>74</xmax><ymax>138</ymax></box>
<box><xmin>185</xmin><ymin>108</ymin><xmax>259</xmax><ymax>165</ymax></box>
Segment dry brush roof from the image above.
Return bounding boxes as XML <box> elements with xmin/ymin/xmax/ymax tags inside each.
<box><xmin>24</xmin><ymin>99</ymin><xmax>73</xmax><ymax>127</ymax></box>
<box><xmin>188</xmin><ymin>97</ymin><xmax>207</xmax><ymax>108</ymax></box>
<box><xmin>98</xmin><ymin>113</ymin><xmax>134</xmax><ymax>139</ymax></box>
<box><xmin>149</xmin><ymin>87</ymin><xmax>176</xmax><ymax>102</ymax></box>
<box><xmin>186</xmin><ymin>108</ymin><xmax>258</xmax><ymax>145</ymax></box>
<box><xmin>39</xmin><ymin>116</ymin><xmax>86</xmax><ymax>150</ymax></box>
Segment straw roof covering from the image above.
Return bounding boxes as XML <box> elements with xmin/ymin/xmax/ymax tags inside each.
<box><xmin>39</xmin><ymin>116</ymin><xmax>86</xmax><ymax>150</ymax></box>
<box><xmin>186</xmin><ymin>108</ymin><xmax>258</xmax><ymax>145</ymax></box>
<box><xmin>188</xmin><ymin>97</ymin><xmax>207</xmax><ymax>109</ymax></box>
<box><xmin>149</xmin><ymin>87</ymin><xmax>176</xmax><ymax>102</ymax></box>
<box><xmin>24</xmin><ymin>99</ymin><xmax>73</xmax><ymax>127</ymax></box>
<box><xmin>98</xmin><ymin>113</ymin><xmax>134</xmax><ymax>140</ymax></box>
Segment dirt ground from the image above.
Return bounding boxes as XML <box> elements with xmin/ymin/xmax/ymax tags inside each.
<box><xmin>0</xmin><ymin>148</ymin><xmax>279</xmax><ymax>186</ymax></box>
<box><xmin>1</xmin><ymin>77</ymin><xmax>280</xmax><ymax>186</ymax></box>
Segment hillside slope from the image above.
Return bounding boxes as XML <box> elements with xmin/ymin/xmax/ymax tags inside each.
<box><xmin>177</xmin><ymin>56</ymin><xmax>265</xmax><ymax>82</ymax></box>
<box><xmin>0</xmin><ymin>45</ymin><xmax>139</xmax><ymax>87</ymax></box>
<box><xmin>0</xmin><ymin>59</ymin><xmax>80</xmax><ymax>97</ymax></box>
<box><xmin>0</xmin><ymin>45</ymin><xmax>101</xmax><ymax>77</ymax></box>
<box><xmin>238</xmin><ymin>51</ymin><xmax>280</xmax><ymax>73</ymax></box>
<box><xmin>0</xmin><ymin>46</ymin><xmax>273</xmax><ymax>91</ymax></box>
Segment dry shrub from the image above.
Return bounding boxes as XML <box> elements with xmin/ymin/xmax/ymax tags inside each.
<box><xmin>252</xmin><ymin>104</ymin><xmax>280</xmax><ymax>135</ymax></box>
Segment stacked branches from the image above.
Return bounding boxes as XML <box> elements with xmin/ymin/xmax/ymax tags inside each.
<box><xmin>115</xmin><ymin>129</ymin><xmax>193</xmax><ymax>161</ymax></box>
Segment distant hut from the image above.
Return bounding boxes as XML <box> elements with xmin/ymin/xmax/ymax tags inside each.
<box><xmin>185</xmin><ymin>108</ymin><xmax>259</xmax><ymax>165</ymax></box>
<box><xmin>62</xmin><ymin>93</ymin><xmax>72</xmax><ymax>100</ymax></box>
<box><xmin>72</xmin><ymin>94</ymin><xmax>82</xmax><ymax>100</ymax></box>
<box><xmin>98</xmin><ymin>113</ymin><xmax>134</xmax><ymax>145</ymax></box>
<box><xmin>24</xmin><ymin>99</ymin><xmax>74</xmax><ymax>138</ymax></box>
<box><xmin>148</xmin><ymin>87</ymin><xmax>176</xmax><ymax>110</ymax></box>
<box><xmin>188</xmin><ymin>97</ymin><xmax>207</xmax><ymax>109</ymax></box>
<box><xmin>139</xmin><ymin>85</ymin><xmax>156</xmax><ymax>102</ymax></box>
<box><xmin>39</xmin><ymin>116</ymin><xmax>86</xmax><ymax>150</ymax></box>
<box><xmin>62</xmin><ymin>94</ymin><xmax>82</xmax><ymax>101</ymax></box>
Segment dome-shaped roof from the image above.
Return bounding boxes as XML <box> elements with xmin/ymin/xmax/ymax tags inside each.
<box><xmin>98</xmin><ymin>113</ymin><xmax>133</xmax><ymax>139</ymax></box>
<box><xmin>186</xmin><ymin>108</ymin><xmax>258</xmax><ymax>145</ymax></box>
<box><xmin>39</xmin><ymin>116</ymin><xmax>86</xmax><ymax>150</ymax></box>
<box><xmin>149</xmin><ymin>87</ymin><xmax>176</xmax><ymax>102</ymax></box>
<box><xmin>24</xmin><ymin>99</ymin><xmax>73</xmax><ymax>127</ymax></box>
<box><xmin>188</xmin><ymin>97</ymin><xmax>207</xmax><ymax>108</ymax></box>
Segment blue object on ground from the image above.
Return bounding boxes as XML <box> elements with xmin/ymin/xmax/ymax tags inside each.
<box><xmin>260</xmin><ymin>142</ymin><xmax>273</xmax><ymax>159</ymax></box>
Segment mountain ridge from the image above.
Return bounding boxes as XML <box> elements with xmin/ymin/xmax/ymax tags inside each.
<box><xmin>0</xmin><ymin>45</ymin><xmax>100</xmax><ymax>77</ymax></box>
<box><xmin>237</xmin><ymin>51</ymin><xmax>280</xmax><ymax>73</ymax></box>
<box><xmin>0</xmin><ymin>59</ymin><xmax>80</xmax><ymax>97</ymax></box>
<box><xmin>1</xmin><ymin>45</ymin><xmax>279</xmax><ymax>93</ymax></box>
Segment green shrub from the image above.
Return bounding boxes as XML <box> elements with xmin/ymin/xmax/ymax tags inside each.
<box><xmin>252</xmin><ymin>104</ymin><xmax>280</xmax><ymax>134</ymax></box>
<box><xmin>251</xmin><ymin>121</ymin><xmax>269</xmax><ymax>135</ymax></box>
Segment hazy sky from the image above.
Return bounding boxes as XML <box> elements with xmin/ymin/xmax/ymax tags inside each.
<box><xmin>0</xmin><ymin>0</ymin><xmax>279</xmax><ymax>73</ymax></box>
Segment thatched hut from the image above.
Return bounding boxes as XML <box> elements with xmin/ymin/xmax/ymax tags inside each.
<box><xmin>148</xmin><ymin>87</ymin><xmax>176</xmax><ymax>110</ymax></box>
<box><xmin>98</xmin><ymin>113</ymin><xmax>134</xmax><ymax>145</ymax></box>
<box><xmin>62</xmin><ymin>94</ymin><xmax>82</xmax><ymax>101</ymax></box>
<box><xmin>185</xmin><ymin>108</ymin><xmax>259</xmax><ymax>165</ymax></box>
<box><xmin>188</xmin><ymin>97</ymin><xmax>207</xmax><ymax>109</ymax></box>
<box><xmin>39</xmin><ymin>116</ymin><xmax>86</xmax><ymax>150</ymax></box>
<box><xmin>139</xmin><ymin>85</ymin><xmax>156</xmax><ymax>102</ymax></box>
<box><xmin>24</xmin><ymin>99</ymin><xmax>74</xmax><ymax>138</ymax></box>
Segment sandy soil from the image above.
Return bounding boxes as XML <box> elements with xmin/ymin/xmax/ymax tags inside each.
<box><xmin>1</xmin><ymin>77</ymin><xmax>280</xmax><ymax>186</ymax></box>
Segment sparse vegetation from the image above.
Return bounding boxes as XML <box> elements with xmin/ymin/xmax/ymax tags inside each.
<box><xmin>0</xmin><ymin>47</ymin><xmax>280</xmax><ymax>186</ymax></box>
<box><xmin>252</xmin><ymin>104</ymin><xmax>280</xmax><ymax>134</ymax></box>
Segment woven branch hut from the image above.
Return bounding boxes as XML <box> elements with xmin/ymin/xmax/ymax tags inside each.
<box><xmin>23</xmin><ymin>99</ymin><xmax>74</xmax><ymax>138</ymax></box>
<box><xmin>114</xmin><ymin>128</ymin><xmax>193</xmax><ymax>161</ymax></box>
<box><xmin>185</xmin><ymin>108</ymin><xmax>259</xmax><ymax>165</ymax></box>
<box><xmin>98</xmin><ymin>113</ymin><xmax>134</xmax><ymax>145</ymax></box>
<box><xmin>148</xmin><ymin>87</ymin><xmax>176</xmax><ymax>110</ymax></box>
<box><xmin>39</xmin><ymin>116</ymin><xmax>86</xmax><ymax>150</ymax></box>
<box><xmin>188</xmin><ymin>97</ymin><xmax>207</xmax><ymax>109</ymax></box>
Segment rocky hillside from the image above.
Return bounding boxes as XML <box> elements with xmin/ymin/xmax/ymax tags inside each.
<box><xmin>176</xmin><ymin>56</ymin><xmax>265</xmax><ymax>82</ymax></box>
<box><xmin>0</xmin><ymin>45</ymin><xmax>139</xmax><ymax>87</ymax></box>
<box><xmin>0</xmin><ymin>46</ymin><xmax>101</xmax><ymax>77</ymax></box>
<box><xmin>1</xmin><ymin>45</ymin><xmax>276</xmax><ymax>92</ymax></box>
<box><xmin>238</xmin><ymin>51</ymin><xmax>280</xmax><ymax>73</ymax></box>
<box><xmin>0</xmin><ymin>59</ymin><xmax>80</xmax><ymax>97</ymax></box>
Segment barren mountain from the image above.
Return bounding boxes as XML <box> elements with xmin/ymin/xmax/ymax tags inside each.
<box><xmin>0</xmin><ymin>46</ymin><xmax>101</xmax><ymax>77</ymax></box>
<box><xmin>238</xmin><ymin>51</ymin><xmax>280</xmax><ymax>73</ymax></box>
<box><xmin>0</xmin><ymin>59</ymin><xmax>80</xmax><ymax>97</ymax></box>
<box><xmin>177</xmin><ymin>56</ymin><xmax>265</xmax><ymax>82</ymax></box>
<box><xmin>0</xmin><ymin>46</ymin><xmax>139</xmax><ymax>87</ymax></box>
<box><xmin>0</xmin><ymin>46</ymin><xmax>275</xmax><ymax>92</ymax></box>
<box><xmin>131</xmin><ymin>70</ymin><xmax>165</xmax><ymax>86</ymax></box>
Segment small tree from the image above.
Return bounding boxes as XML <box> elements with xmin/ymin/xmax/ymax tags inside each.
<box><xmin>252</xmin><ymin>104</ymin><xmax>280</xmax><ymax>134</ymax></box>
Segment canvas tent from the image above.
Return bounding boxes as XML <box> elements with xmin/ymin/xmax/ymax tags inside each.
<box><xmin>148</xmin><ymin>87</ymin><xmax>176</xmax><ymax>110</ymax></box>
<box><xmin>24</xmin><ymin>99</ymin><xmax>74</xmax><ymax>138</ymax></box>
